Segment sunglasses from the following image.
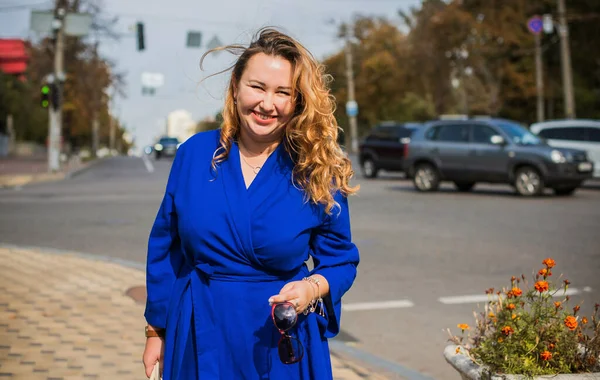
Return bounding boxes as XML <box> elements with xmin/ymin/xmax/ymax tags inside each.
<box><xmin>271</xmin><ymin>302</ymin><xmax>304</xmax><ymax>364</ymax></box>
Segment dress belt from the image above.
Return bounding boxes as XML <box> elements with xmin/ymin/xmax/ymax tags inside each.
<box><xmin>163</xmin><ymin>260</ymin><xmax>307</xmax><ymax>379</ymax></box>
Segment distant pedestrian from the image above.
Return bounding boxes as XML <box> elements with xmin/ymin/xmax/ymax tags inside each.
<box><xmin>142</xmin><ymin>27</ymin><xmax>360</xmax><ymax>379</ymax></box>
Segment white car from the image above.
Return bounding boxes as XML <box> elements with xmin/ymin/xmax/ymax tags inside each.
<box><xmin>530</xmin><ymin>119</ymin><xmax>600</xmax><ymax>178</ymax></box>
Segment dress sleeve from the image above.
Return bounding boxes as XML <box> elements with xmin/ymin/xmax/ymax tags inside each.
<box><xmin>309</xmin><ymin>191</ymin><xmax>360</xmax><ymax>338</ymax></box>
<box><xmin>144</xmin><ymin>147</ymin><xmax>186</xmax><ymax>329</ymax></box>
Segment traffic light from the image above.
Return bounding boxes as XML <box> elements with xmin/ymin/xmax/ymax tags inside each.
<box><xmin>50</xmin><ymin>83</ymin><xmax>60</xmax><ymax>111</ymax></box>
<box><xmin>41</xmin><ymin>85</ymin><xmax>50</xmax><ymax>108</ymax></box>
<box><xmin>136</xmin><ymin>22</ymin><xmax>145</xmax><ymax>51</ymax></box>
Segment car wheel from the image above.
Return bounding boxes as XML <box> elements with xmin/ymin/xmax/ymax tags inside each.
<box><xmin>553</xmin><ymin>185</ymin><xmax>578</xmax><ymax>196</ymax></box>
<box><xmin>361</xmin><ymin>158</ymin><xmax>378</xmax><ymax>179</ymax></box>
<box><xmin>514</xmin><ymin>166</ymin><xmax>544</xmax><ymax>196</ymax></box>
<box><xmin>454</xmin><ymin>181</ymin><xmax>476</xmax><ymax>192</ymax></box>
<box><xmin>413</xmin><ymin>163</ymin><xmax>440</xmax><ymax>192</ymax></box>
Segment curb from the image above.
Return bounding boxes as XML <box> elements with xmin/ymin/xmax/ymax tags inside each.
<box><xmin>0</xmin><ymin>157</ymin><xmax>106</xmax><ymax>189</ymax></box>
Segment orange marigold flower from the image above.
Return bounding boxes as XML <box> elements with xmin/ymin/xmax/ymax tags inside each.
<box><xmin>564</xmin><ymin>316</ymin><xmax>578</xmax><ymax>330</ymax></box>
<box><xmin>554</xmin><ymin>301</ymin><xmax>562</xmax><ymax>308</ymax></box>
<box><xmin>455</xmin><ymin>346</ymin><xmax>461</xmax><ymax>354</ymax></box>
<box><xmin>538</xmin><ymin>268</ymin><xmax>548</xmax><ymax>276</ymax></box>
<box><xmin>548</xmin><ymin>343</ymin><xmax>556</xmax><ymax>350</ymax></box>
<box><xmin>501</xmin><ymin>326</ymin><xmax>514</xmax><ymax>336</ymax></box>
<box><xmin>507</xmin><ymin>303</ymin><xmax>516</xmax><ymax>310</ymax></box>
<box><xmin>543</xmin><ymin>258</ymin><xmax>556</xmax><ymax>268</ymax></box>
<box><xmin>498</xmin><ymin>337</ymin><xmax>503</xmax><ymax>343</ymax></box>
<box><xmin>512</xmin><ymin>313</ymin><xmax>517</xmax><ymax>320</ymax></box>
<box><xmin>457</xmin><ymin>323</ymin><xmax>469</xmax><ymax>331</ymax></box>
<box><xmin>512</xmin><ymin>287</ymin><xmax>523</xmax><ymax>297</ymax></box>
<box><xmin>489</xmin><ymin>312</ymin><xmax>495</xmax><ymax>318</ymax></box>
<box><xmin>582</xmin><ymin>317</ymin><xmax>588</xmax><ymax>325</ymax></box>
<box><xmin>535</xmin><ymin>281</ymin><xmax>549</xmax><ymax>293</ymax></box>
<box><xmin>540</xmin><ymin>351</ymin><xmax>552</xmax><ymax>361</ymax></box>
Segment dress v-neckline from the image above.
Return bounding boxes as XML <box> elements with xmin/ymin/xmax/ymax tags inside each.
<box><xmin>233</xmin><ymin>142</ymin><xmax>280</xmax><ymax>192</ymax></box>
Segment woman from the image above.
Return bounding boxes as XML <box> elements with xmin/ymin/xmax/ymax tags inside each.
<box><xmin>142</xmin><ymin>28</ymin><xmax>360</xmax><ymax>379</ymax></box>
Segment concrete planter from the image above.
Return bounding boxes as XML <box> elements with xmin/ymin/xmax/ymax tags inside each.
<box><xmin>444</xmin><ymin>345</ymin><xmax>600</xmax><ymax>380</ymax></box>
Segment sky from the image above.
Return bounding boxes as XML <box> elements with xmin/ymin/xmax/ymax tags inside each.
<box><xmin>0</xmin><ymin>0</ymin><xmax>422</xmax><ymax>150</ymax></box>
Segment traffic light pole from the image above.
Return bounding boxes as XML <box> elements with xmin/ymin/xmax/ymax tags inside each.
<box><xmin>48</xmin><ymin>5</ymin><xmax>66</xmax><ymax>173</ymax></box>
<box><xmin>344</xmin><ymin>26</ymin><xmax>359</xmax><ymax>154</ymax></box>
<box><xmin>557</xmin><ymin>0</ymin><xmax>575</xmax><ymax>119</ymax></box>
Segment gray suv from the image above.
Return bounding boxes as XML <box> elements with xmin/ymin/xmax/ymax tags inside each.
<box><xmin>403</xmin><ymin>118</ymin><xmax>594</xmax><ymax>196</ymax></box>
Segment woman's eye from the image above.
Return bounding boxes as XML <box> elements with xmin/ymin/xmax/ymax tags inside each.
<box><xmin>251</xmin><ymin>85</ymin><xmax>263</xmax><ymax>90</ymax></box>
<box><xmin>278</xmin><ymin>91</ymin><xmax>291</xmax><ymax>96</ymax></box>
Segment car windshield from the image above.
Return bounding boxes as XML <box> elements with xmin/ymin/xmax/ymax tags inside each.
<box><xmin>491</xmin><ymin>120</ymin><xmax>543</xmax><ymax>146</ymax></box>
<box><xmin>160</xmin><ymin>138</ymin><xmax>179</xmax><ymax>144</ymax></box>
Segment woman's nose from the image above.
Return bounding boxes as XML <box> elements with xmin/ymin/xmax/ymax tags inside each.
<box><xmin>260</xmin><ymin>93</ymin><xmax>275</xmax><ymax>112</ymax></box>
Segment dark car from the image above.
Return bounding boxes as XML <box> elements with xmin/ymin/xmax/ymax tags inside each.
<box><xmin>403</xmin><ymin>118</ymin><xmax>594</xmax><ymax>196</ymax></box>
<box><xmin>154</xmin><ymin>137</ymin><xmax>180</xmax><ymax>159</ymax></box>
<box><xmin>358</xmin><ymin>122</ymin><xmax>422</xmax><ymax>178</ymax></box>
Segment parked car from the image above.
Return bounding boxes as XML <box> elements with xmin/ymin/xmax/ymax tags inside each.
<box><xmin>530</xmin><ymin>119</ymin><xmax>600</xmax><ymax>178</ymax></box>
<box><xmin>154</xmin><ymin>137</ymin><xmax>180</xmax><ymax>159</ymax></box>
<box><xmin>403</xmin><ymin>118</ymin><xmax>594</xmax><ymax>196</ymax></box>
<box><xmin>358</xmin><ymin>122</ymin><xmax>423</xmax><ymax>178</ymax></box>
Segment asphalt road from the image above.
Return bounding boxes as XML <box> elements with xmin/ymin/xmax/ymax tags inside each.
<box><xmin>1</xmin><ymin>155</ymin><xmax>599</xmax><ymax>380</ymax></box>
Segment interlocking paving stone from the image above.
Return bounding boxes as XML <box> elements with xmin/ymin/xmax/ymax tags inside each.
<box><xmin>0</xmin><ymin>246</ymin><xmax>389</xmax><ymax>379</ymax></box>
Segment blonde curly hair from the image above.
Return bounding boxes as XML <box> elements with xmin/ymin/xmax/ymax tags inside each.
<box><xmin>201</xmin><ymin>28</ymin><xmax>358</xmax><ymax>214</ymax></box>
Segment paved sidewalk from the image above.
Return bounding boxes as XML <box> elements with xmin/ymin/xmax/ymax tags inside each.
<box><xmin>0</xmin><ymin>156</ymin><xmax>91</xmax><ymax>188</ymax></box>
<box><xmin>0</xmin><ymin>246</ymin><xmax>389</xmax><ymax>379</ymax></box>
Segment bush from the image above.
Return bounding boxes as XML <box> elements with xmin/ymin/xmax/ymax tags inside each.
<box><xmin>448</xmin><ymin>258</ymin><xmax>600</xmax><ymax>377</ymax></box>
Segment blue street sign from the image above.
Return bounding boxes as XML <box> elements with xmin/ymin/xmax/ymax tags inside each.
<box><xmin>346</xmin><ymin>100</ymin><xmax>358</xmax><ymax>117</ymax></box>
<box><xmin>527</xmin><ymin>16</ymin><xmax>543</xmax><ymax>35</ymax></box>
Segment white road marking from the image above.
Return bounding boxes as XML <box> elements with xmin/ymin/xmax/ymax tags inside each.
<box><xmin>141</xmin><ymin>154</ymin><xmax>154</xmax><ymax>173</ymax></box>
<box><xmin>438</xmin><ymin>287</ymin><xmax>589</xmax><ymax>305</ymax></box>
<box><xmin>342</xmin><ymin>300</ymin><xmax>414</xmax><ymax>311</ymax></box>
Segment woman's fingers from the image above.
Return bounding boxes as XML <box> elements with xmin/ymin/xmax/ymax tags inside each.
<box><xmin>142</xmin><ymin>337</ymin><xmax>163</xmax><ymax>378</ymax></box>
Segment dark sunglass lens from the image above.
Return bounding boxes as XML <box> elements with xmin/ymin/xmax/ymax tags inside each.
<box><xmin>273</xmin><ymin>303</ymin><xmax>297</xmax><ymax>331</ymax></box>
<box><xmin>278</xmin><ymin>335</ymin><xmax>304</xmax><ymax>364</ymax></box>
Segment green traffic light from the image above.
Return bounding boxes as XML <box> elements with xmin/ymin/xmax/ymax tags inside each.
<box><xmin>41</xmin><ymin>85</ymin><xmax>50</xmax><ymax>94</ymax></box>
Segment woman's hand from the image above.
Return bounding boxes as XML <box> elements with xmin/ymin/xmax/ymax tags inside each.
<box><xmin>269</xmin><ymin>280</ymin><xmax>316</xmax><ymax>314</ymax></box>
<box><xmin>142</xmin><ymin>336</ymin><xmax>164</xmax><ymax>378</ymax></box>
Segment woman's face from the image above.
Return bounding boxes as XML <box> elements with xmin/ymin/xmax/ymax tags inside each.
<box><xmin>234</xmin><ymin>53</ymin><xmax>295</xmax><ymax>145</ymax></box>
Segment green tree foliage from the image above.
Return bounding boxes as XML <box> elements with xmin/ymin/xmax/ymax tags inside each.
<box><xmin>323</xmin><ymin>0</ymin><xmax>600</xmax><ymax>137</ymax></box>
<box><xmin>1</xmin><ymin>0</ymin><xmax>129</xmax><ymax>154</ymax></box>
<box><xmin>0</xmin><ymin>72</ymin><xmax>48</xmax><ymax>142</ymax></box>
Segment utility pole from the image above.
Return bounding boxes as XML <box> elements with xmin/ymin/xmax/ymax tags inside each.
<box><xmin>48</xmin><ymin>1</ymin><xmax>66</xmax><ymax>172</ymax></box>
<box><xmin>109</xmin><ymin>114</ymin><xmax>116</xmax><ymax>153</ymax></box>
<box><xmin>534</xmin><ymin>33</ymin><xmax>545</xmax><ymax>122</ymax></box>
<box><xmin>557</xmin><ymin>0</ymin><xmax>575</xmax><ymax>119</ymax></box>
<box><xmin>344</xmin><ymin>24</ymin><xmax>359</xmax><ymax>154</ymax></box>
<box><xmin>91</xmin><ymin>42</ymin><xmax>100</xmax><ymax>157</ymax></box>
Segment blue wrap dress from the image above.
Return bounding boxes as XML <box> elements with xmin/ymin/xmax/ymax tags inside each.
<box><xmin>144</xmin><ymin>129</ymin><xmax>360</xmax><ymax>379</ymax></box>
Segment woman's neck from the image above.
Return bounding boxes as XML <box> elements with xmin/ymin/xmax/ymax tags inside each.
<box><xmin>238</xmin><ymin>133</ymin><xmax>280</xmax><ymax>158</ymax></box>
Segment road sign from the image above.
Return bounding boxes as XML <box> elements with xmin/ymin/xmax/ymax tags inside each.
<box><xmin>543</xmin><ymin>14</ymin><xmax>554</xmax><ymax>34</ymax></box>
<box><xmin>186</xmin><ymin>31</ymin><xmax>202</xmax><ymax>48</ymax></box>
<box><xmin>527</xmin><ymin>16</ymin><xmax>543</xmax><ymax>35</ymax></box>
<box><xmin>141</xmin><ymin>72</ymin><xmax>164</xmax><ymax>88</ymax></box>
<box><xmin>346</xmin><ymin>100</ymin><xmax>358</xmax><ymax>117</ymax></box>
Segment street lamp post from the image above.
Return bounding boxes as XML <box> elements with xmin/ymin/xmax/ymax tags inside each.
<box><xmin>48</xmin><ymin>6</ymin><xmax>66</xmax><ymax>173</ymax></box>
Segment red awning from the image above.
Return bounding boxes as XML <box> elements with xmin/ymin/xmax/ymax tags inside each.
<box><xmin>0</xmin><ymin>39</ymin><xmax>29</xmax><ymax>75</ymax></box>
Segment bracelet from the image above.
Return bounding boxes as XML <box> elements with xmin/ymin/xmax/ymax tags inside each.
<box><xmin>145</xmin><ymin>325</ymin><xmax>165</xmax><ymax>338</ymax></box>
<box><xmin>302</xmin><ymin>276</ymin><xmax>325</xmax><ymax>317</ymax></box>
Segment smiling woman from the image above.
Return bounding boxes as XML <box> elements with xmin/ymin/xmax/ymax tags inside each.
<box><xmin>141</xmin><ymin>28</ymin><xmax>360</xmax><ymax>380</ymax></box>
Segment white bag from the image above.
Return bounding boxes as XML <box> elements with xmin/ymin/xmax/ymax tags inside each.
<box><xmin>150</xmin><ymin>361</ymin><xmax>161</xmax><ymax>380</ymax></box>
